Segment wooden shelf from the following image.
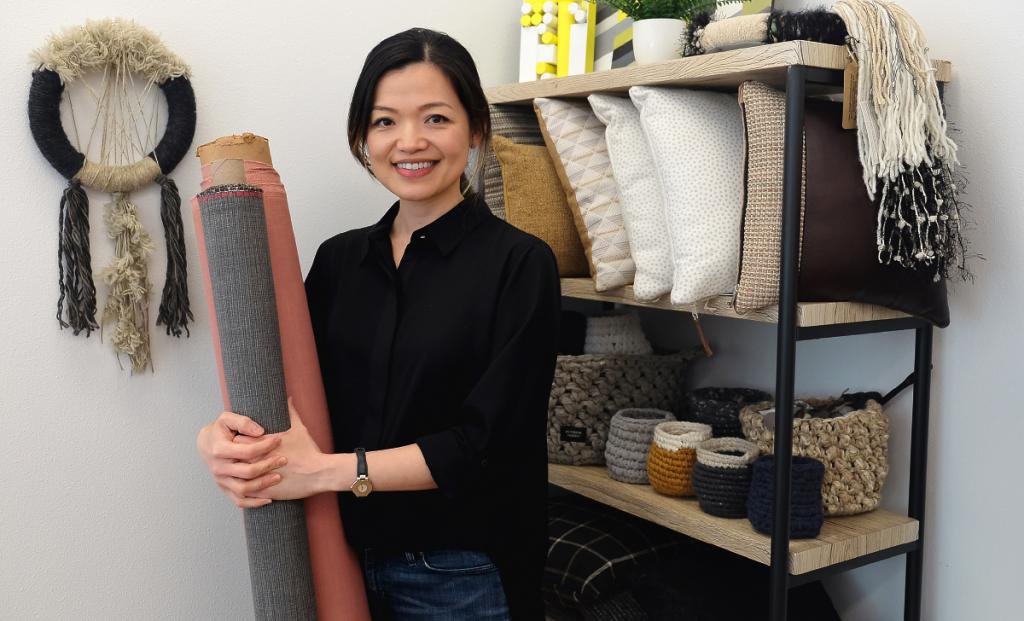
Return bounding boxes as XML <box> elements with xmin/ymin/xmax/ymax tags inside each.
<box><xmin>550</xmin><ymin>464</ymin><xmax>919</xmax><ymax>575</ymax></box>
<box><xmin>486</xmin><ymin>41</ymin><xmax>951</xmax><ymax>105</ymax></box>
<box><xmin>561</xmin><ymin>278</ymin><xmax>908</xmax><ymax>327</ymax></box>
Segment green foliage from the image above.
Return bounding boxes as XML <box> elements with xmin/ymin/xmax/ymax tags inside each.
<box><xmin>601</xmin><ymin>0</ymin><xmax>747</xmax><ymax>22</ymax></box>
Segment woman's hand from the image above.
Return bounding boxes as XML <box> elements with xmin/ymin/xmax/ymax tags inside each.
<box><xmin>244</xmin><ymin>399</ymin><xmax>333</xmax><ymax>501</ymax></box>
<box><xmin>196</xmin><ymin>411</ymin><xmax>286</xmax><ymax>509</ymax></box>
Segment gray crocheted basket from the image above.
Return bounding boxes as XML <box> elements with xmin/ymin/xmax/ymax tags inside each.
<box><xmin>605</xmin><ymin>408</ymin><xmax>675</xmax><ymax>484</ymax></box>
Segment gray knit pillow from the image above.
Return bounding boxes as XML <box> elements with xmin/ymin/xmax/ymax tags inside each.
<box><xmin>605</xmin><ymin>408</ymin><xmax>675</xmax><ymax>484</ymax></box>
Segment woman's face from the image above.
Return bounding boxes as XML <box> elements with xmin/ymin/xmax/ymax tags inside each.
<box><xmin>366</xmin><ymin>62</ymin><xmax>477</xmax><ymax>208</ymax></box>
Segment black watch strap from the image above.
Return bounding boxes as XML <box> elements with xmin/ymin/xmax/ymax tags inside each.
<box><xmin>355</xmin><ymin>447</ymin><xmax>368</xmax><ymax>477</ymax></box>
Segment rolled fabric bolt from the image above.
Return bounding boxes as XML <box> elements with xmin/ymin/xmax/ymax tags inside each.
<box><xmin>537</xmin><ymin>43</ymin><xmax>558</xmax><ymax>63</ymax></box>
<box><xmin>521</xmin><ymin>2</ymin><xmax>532</xmax><ymax>14</ymax></box>
<box><xmin>569</xmin><ymin>2</ymin><xmax>580</xmax><ymax>13</ymax></box>
<box><xmin>540</xmin><ymin>72</ymin><xmax>557</xmax><ymax>79</ymax></box>
<box><xmin>536</xmin><ymin>62</ymin><xmax>557</xmax><ymax>74</ymax></box>
<box><xmin>574</xmin><ymin>9</ymin><xmax>587</xmax><ymax>23</ymax></box>
<box><xmin>543</xmin><ymin>1</ymin><xmax>556</xmax><ymax>13</ymax></box>
<box><xmin>543</xmin><ymin>13</ymin><xmax>558</xmax><ymax>25</ymax></box>
<box><xmin>531</xmin><ymin>12</ymin><xmax>543</xmax><ymax>26</ymax></box>
<box><xmin>521</xmin><ymin>15</ymin><xmax>532</xmax><ymax>27</ymax></box>
<box><xmin>535</xmin><ymin>21</ymin><xmax>556</xmax><ymax>34</ymax></box>
<box><xmin>541</xmin><ymin>32</ymin><xmax>558</xmax><ymax>45</ymax></box>
<box><xmin>531</xmin><ymin>0</ymin><xmax>544</xmax><ymax>11</ymax></box>
<box><xmin>196</xmin><ymin>185</ymin><xmax>317</xmax><ymax>621</ymax></box>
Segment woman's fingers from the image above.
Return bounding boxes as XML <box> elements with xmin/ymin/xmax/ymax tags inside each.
<box><xmin>212</xmin><ymin>435</ymin><xmax>281</xmax><ymax>461</ymax></box>
<box><xmin>215</xmin><ymin>454</ymin><xmax>288</xmax><ymax>480</ymax></box>
<box><xmin>218</xmin><ymin>471</ymin><xmax>283</xmax><ymax>499</ymax></box>
<box><xmin>217</xmin><ymin>411</ymin><xmax>265</xmax><ymax>437</ymax></box>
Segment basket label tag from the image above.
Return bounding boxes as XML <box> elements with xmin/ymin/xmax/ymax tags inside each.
<box><xmin>560</xmin><ymin>426</ymin><xmax>588</xmax><ymax>443</ymax></box>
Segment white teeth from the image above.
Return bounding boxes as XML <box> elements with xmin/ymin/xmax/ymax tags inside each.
<box><xmin>396</xmin><ymin>161</ymin><xmax>435</xmax><ymax>170</ymax></box>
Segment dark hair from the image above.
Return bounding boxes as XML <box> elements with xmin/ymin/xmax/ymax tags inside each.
<box><xmin>347</xmin><ymin>28</ymin><xmax>491</xmax><ymax>191</ymax></box>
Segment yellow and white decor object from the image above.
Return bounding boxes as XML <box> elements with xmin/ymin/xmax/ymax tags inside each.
<box><xmin>567</xmin><ymin>1</ymin><xmax>596</xmax><ymax>75</ymax></box>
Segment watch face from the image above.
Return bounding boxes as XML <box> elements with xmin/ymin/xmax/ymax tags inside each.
<box><xmin>352</xmin><ymin>478</ymin><xmax>372</xmax><ymax>498</ymax></box>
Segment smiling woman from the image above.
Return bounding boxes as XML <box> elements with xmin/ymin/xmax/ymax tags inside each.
<box><xmin>196</xmin><ymin>27</ymin><xmax>559</xmax><ymax>621</ymax></box>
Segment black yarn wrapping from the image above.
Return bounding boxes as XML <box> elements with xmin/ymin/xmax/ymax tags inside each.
<box><xmin>56</xmin><ymin>179</ymin><xmax>98</xmax><ymax>335</ymax></box>
<box><xmin>28</xmin><ymin>69</ymin><xmax>84</xmax><ymax>180</ymax></box>
<box><xmin>155</xmin><ymin>174</ymin><xmax>192</xmax><ymax>337</ymax></box>
<box><xmin>683</xmin><ymin>387</ymin><xmax>772</xmax><ymax>438</ymax></box>
<box><xmin>765</xmin><ymin>8</ymin><xmax>847</xmax><ymax>46</ymax></box>
<box><xmin>747</xmin><ymin>455</ymin><xmax>824</xmax><ymax>539</ymax></box>
<box><xmin>693</xmin><ymin>462</ymin><xmax>752</xmax><ymax>519</ymax></box>
<box><xmin>149</xmin><ymin>76</ymin><xmax>197</xmax><ymax>174</ymax></box>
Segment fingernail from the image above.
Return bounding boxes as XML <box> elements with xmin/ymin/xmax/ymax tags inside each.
<box><xmin>277</xmin><ymin>457</ymin><xmax>288</xmax><ymax>467</ymax></box>
<box><xmin>272</xmin><ymin>474</ymin><xmax>282</xmax><ymax>482</ymax></box>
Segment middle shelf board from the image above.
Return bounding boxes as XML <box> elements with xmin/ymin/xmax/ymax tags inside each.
<box><xmin>550</xmin><ymin>464</ymin><xmax>919</xmax><ymax>576</ymax></box>
<box><xmin>560</xmin><ymin>278</ymin><xmax>909</xmax><ymax>328</ymax></box>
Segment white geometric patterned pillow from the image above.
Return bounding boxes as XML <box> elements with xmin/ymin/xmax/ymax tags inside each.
<box><xmin>588</xmin><ymin>94</ymin><xmax>673</xmax><ymax>302</ymax></box>
<box><xmin>630</xmin><ymin>86</ymin><xmax>745</xmax><ymax>305</ymax></box>
<box><xmin>534</xmin><ymin>97</ymin><xmax>635</xmax><ymax>292</ymax></box>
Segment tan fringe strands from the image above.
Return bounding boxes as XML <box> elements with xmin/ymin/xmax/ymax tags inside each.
<box><xmin>740</xmin><ymin>399</ymin><xmax>890</xmax><ymax>516</ymax></box>
<box><xmin>31</xmin><ymin>18</ymin><xmax>190</xmax><ymax>84</ymax></box>
<box><xmin>76</xmin><ymin>158</ymin><xmax>162</xmax><ymax>194</ymax></box>
<box><xmin>100</xmin><ymin>194</ymin><xmax>153</xmax><ymax>372</ymax></box>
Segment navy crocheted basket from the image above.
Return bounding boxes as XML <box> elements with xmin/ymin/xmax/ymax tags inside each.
<box><xmin>747</xmin><ymin>455</ymin><xmax>825</xmax><ymax>539</ymax></box>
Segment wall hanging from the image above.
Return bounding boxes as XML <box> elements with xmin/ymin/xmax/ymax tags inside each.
<box><xmin>28</xmin><ymin>18</ymin><xmax>196</xmax><ymax>372</ymax></box>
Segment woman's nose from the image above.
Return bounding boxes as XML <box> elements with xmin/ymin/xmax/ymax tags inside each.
<box><xmin>396</xmin><ymin>124</ymin><xmax>428</xmax><ymax>152</ymax></box>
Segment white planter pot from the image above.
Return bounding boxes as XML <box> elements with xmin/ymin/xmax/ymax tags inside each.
<box><xmin>632</xmin><ymin>18</ymin><xmax>686</xmax><ymax>65</ymax></box>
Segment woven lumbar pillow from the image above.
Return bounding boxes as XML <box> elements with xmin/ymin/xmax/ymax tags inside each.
<box><xmin>588</xmin><ymin>93</ymin><xmax>673</xmax><ymax>302</ymax></box>
<box><xmin>630</xmin><ymin>86</ymin><xmax>744</xmax><ymax>305</ymax></box>
<box><xmin>482</xmin><ymin>104</ymin><xmax>547</xmax><ymax>220</ymax></box>
<box><xmin>492</xmin><ymin>135</ymin><xmax>589</xmax><ymax>276</ymax></box>
<box><xmin>534</xmin><ymin>97</ymin><xmax>635</xmax><ymax>291</ymax></box>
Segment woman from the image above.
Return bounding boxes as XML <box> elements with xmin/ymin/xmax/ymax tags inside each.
<box><xmin>196</xmin><ymin>28</ymin><xmax>560</xmax><ymax>620</ymax></box>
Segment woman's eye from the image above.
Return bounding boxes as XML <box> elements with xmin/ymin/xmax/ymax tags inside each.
<box><xmin>372</xmin><ymin>117</ymin><xmax>393</xmax><ymax>128</ymax></box>
<box><xmin>427</xmin><ymin>114</ymin><xmax>449</xmax><ymax>124</ymax></box>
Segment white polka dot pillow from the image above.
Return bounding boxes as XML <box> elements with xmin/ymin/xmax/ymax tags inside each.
<box><xmin>534</xmin><ymin>97</ymin><xmax>635</xmax><ymax>292</ymax></box>
<box><xmin>630</xmin><ymin>86</ymin><xmax>745</xmax><ymax>305</ymax></box>
<box><xmin>588</xmin><ymin>94</ymin><xmax>673</xmax><ymax>302</ymax></box>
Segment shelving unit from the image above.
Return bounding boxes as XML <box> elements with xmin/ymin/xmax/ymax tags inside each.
<box><xmin>485</xmin><ymin>41</ymin><xmax>950</xmax><ymax>621</ymax></box>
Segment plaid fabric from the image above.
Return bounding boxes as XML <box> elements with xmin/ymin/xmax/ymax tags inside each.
<box><xmin>544</xmin><ymin>495</ymin><xmax>682</xmax><ymax>608</ymax></box>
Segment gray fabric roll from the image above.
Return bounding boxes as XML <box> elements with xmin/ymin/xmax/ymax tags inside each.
<box><xmin>198</xmin><ymin>185</ymin><xmax>318</xmax><ymax>621</ymax></box>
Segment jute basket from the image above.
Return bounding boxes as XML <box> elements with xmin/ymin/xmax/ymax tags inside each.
<box><xmin>548</xmin><ymin>352</ymin><xmax>692</xmax><ymax>465</ymax></box>
<box><xmin>646</xmin><ymin>421</ymin><xmax>711</xmax><ymax>497</ymax></box>
<box><xmin>740</xmin><ymin>398</ymin><xmax>889</xmax><ymax>516</ymax></box>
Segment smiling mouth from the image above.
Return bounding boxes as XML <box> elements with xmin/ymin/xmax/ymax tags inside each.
<box><xmin>394</xmin><ymin>161</ymin><xmax>438</xmax><ymax>178</ymax></box>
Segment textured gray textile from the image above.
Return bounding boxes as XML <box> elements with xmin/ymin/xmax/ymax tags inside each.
<box><xmin>605</xmin><ymin>409</ymin><xmax>674</xmax><ymax>484</ymax></box>
<box><xmin>198</xmin><ymin>185</ymin><xmax>318</xmax><ymax>621</ymax></box>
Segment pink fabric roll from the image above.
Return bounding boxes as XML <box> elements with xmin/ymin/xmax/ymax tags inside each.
<box><xmin>192</xmin><ymin>160</ymin><xmax>370</xmax><ymax>621</ymax></box>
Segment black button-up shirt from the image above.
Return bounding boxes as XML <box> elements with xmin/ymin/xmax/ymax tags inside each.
<box><xmin>304</xmin><ymin>194</ymin><xmax>560</xmax><ymax>619</ymax></box>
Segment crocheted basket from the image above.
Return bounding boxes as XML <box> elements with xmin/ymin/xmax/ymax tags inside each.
<box><xmin>646</xmin><ymin>421</ymin><xmax>712</xmax><ymax>497</ymax></box>
<box><xmin>684</xmin><ymin>387</ymin><xmax>773</xmax><ymax>438</ymax></box>
<box><xmin>692</xmin><ymin>438</ymin><xmax>760</xmax><ymax>519</ymax></box>
<box><xmin>583</xmin><ymin>312</ymin><xmax>654</xmax><ymax>356</ymax></box>
<box><xmin>548</xmin><ymin>352</ymin><xmax>693</xmax><ymax>465</ymax></box>
<box><xmin>747</xmin><ymin>455</ymin><xmax>825</xmax><ymax>539</ymax></box>
<box><xmin>605</xmin><ymin>409</ymin><xmax>675</xmax><ymax>484</ymax></box>
<box><xmin>740</xmin><ymin>398</ymin><xmax>889</xmax><ymax>516</ymax></box>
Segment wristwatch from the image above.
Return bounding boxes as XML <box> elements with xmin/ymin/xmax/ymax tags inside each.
<box><xmin>351</xmin><ymin>447</ymin><xmax>373</xmax><ymax>498</ymax></box>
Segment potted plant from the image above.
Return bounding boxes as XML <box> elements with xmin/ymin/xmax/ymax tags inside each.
<box><xmin>603</xmin><ymin>0</ymin><xmax>746</xmax><ymax>64</ymax></box>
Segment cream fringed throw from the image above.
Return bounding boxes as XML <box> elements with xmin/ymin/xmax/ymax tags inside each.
<box><xmin>832</xmin><ymin>0</ymin><xmax>966</xmax><ymax>280</ymax></box>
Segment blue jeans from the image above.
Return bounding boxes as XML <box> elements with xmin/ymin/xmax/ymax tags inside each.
<box><xmin>361</xmin><ymin>549</ymin><xmax>511</xmax><ymax>620</ymax></box>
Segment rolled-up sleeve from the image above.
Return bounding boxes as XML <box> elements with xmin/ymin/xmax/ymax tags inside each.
<box><xmin>416</xmin><ymin>242</ymin><xmax>561</xmax><ymax>499</ymax></box>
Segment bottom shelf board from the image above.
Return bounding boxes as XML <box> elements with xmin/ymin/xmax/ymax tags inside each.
<box><xmin>549</xmin><ymin>464</ymin><xmax>918</xmax><ymax>576</ymax></box>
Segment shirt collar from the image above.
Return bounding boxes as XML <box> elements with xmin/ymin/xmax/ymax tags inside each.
<box><xmin>362</xmin><ymin>194</ymin><xmax>490</xmax><ymax>262</ymax></box>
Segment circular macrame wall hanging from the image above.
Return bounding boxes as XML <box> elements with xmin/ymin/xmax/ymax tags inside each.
<box><xmin>28</xmin><ymin>18</ymin><xmax>197</xmax><ymax>372</ymax></box>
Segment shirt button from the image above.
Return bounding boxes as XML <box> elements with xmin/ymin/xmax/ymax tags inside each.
<box><xmin>419</xmin><ymin>235</ymin><xmax>426</xmax><ymax>240</ymax></box>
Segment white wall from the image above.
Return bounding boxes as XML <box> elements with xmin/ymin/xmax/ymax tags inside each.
<box><xmin>0</xmin><ymin>2</ymin><xmax>517</xmax><ymax>619</ymax></box>
<box><xmin>0</xmin><ymin>1</ymin><xmax>1019</xmax><ymax>619</ymax></box>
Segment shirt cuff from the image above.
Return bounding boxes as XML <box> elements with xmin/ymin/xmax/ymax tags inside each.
<box><xmin>416</xmin><ymin>430</ymin><xmax>483</xmax><ymax>499</ymax></box>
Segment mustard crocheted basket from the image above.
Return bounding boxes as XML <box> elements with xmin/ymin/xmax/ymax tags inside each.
<box><xmin>740</xmin><ymin>398</ymin><xmax>890</xmax><ymax>516</ymax></box>
<box><xmin>646</xmin><ymin>421</ymin><xmax>711</xmax><ymax>497</ymax></box>
<box><xmin>547</xmin><ymin>352</ymin><xmax>694</xmax><ymax>465</ymax></box>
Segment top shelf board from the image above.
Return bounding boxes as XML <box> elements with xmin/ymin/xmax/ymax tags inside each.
<box><xmin>485</xmin><ymin>41</ymin><xmax>952</xmax><ymax>105</ymax></box>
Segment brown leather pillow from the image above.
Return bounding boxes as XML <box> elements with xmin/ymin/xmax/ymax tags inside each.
<box><xmin>737</xmin><ymin>81</ymin><xmax>949</xmax><ymax>326</ymax></box>
<box><xmin>801</xmin><ymin>97</ymin><xmax>949</xmax><ymax>327</ymax></box>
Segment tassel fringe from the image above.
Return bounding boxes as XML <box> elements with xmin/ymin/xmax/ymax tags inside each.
<box><xmin>155</xmin><ymin>174</ymin><xmax>192</xmax><ymax>337</ymax></box>
<box><xmin>100</xmin><ymin>193</ymin><xmax>153</xmax><ymax>373</ymax></box>
<box><xmin>57</xmin><ymin>179</ymin><xmax>99</xmax><ymax>335</ymax></box>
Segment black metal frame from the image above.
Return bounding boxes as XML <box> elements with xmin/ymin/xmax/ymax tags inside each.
<box><xmin>769</xmin><ymin>65</ymin><xmax>933</xmax><ymax>621</ymax></box>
